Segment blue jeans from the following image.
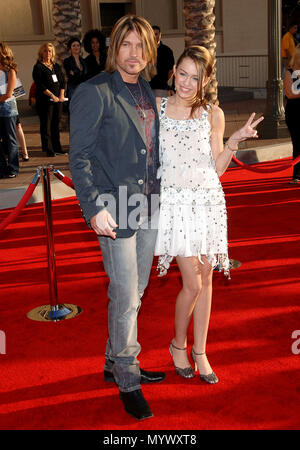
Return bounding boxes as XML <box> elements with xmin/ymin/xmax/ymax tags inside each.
<box><xmin>98</xmin><ymin>220</ymin><xmax>157</xmax><ymax>393</ymax></box>
<box><xmin>0</xmin><ymin>115</ymin><xmax>19</xmax><ymax>177</ymax></box>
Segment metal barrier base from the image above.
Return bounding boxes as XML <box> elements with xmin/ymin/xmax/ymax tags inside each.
<box><xmin>27</xmin><ymin>303</ymin><xmax>82</xmax><ymax>322</ymax></box>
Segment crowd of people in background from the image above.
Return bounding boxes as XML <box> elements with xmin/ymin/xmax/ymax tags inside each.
<box><xmin>0</xmin><ymin>28</ymin><xmax>108</xmax><ymax>177</ymax></box>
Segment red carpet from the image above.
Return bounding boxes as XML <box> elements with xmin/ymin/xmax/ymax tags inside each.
<box><xmin>0</xmin><ymin>159</ymin><xmax>299</xmax><ymax>431</ymax></box>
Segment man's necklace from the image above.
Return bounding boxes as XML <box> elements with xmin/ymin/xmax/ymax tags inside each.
<box><xmin>125</xmin><ymin>81</ymin><xmax>146</xmax><ymax>119</ymax></box>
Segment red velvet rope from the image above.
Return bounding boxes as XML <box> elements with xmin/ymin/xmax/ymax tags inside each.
<box><xmin>1</xmin><ymin>152</ymin><xmax>296</xmax><ymax>236</ymax></box>
<box><xmin>0</xmin><ymin>171</ymin><xmax>41</xmax><ymax>234</ymax></box>
<box><xmin>53</xmin><ymin>169</ymin><xmax>75</xmax><ymax>189</ymax></box>
<box><xmin>231</xmin><ymin>154</ymin><xmax>300</xmax><ymax>173</ymax></box>
<box><xmin>54</xmin><ymin>154</ymin><xmax>300</xmax><ymax>186</ymax></box>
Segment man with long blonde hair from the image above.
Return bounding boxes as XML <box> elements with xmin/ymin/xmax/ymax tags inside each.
<box><xmin>69</xmin><ymin>15</ymin><xmax>164</xmax><ymax>420</ymax></box>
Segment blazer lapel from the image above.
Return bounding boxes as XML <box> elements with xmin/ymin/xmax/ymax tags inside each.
<box><xmin>140</xmin><ymin>77</ymin><xmax>160</xmax><ymax>167</ymax></box>
<box><xmin>116</xmin><ymin>88</ymin><xmax>147</xmax><ymax>145</ymax></box>
<box><xmin>111</xmin><ymin>70</ymin><xmax>160</xmax><ymax>150</ymax></box>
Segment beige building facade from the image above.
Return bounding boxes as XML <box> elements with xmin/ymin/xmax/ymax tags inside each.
<box><xmin>0</xmin><ymin>0</ymin><xmax>268</xmax><ymax>99</ymax></box>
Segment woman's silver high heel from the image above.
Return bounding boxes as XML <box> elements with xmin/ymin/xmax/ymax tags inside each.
<box><xmin>169</xmin><ymin>341</ymin><xmax>195</xmax><ymax>379</ymax></box>
<box><xmin>191</xmin><ymin>348</ymin><xmax>219</xmax><ymax>384</ymax></box>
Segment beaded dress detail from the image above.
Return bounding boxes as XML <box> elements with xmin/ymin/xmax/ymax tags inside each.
<box><xmin>154</xmin><ymin>97</ymin><xmax>230</xmax><ymax>277</ymax></box>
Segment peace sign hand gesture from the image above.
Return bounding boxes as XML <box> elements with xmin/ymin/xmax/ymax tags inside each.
<box><xmin>230</xmin><ymin>112</ymin><xmax>264</xmax><ymax>145</ymax></box>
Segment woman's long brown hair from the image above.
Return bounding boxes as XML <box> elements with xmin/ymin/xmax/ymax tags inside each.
<box><xmin>175</xmin><ymin>45</ymin><xmax>214</xmax><ymax>118</ymax></box>
<box><xmin>0</xmin><ymin>42</ymin><xmax>17</xmax><ymax>72</ymax></box>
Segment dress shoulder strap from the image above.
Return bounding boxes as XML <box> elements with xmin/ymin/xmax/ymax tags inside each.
<box><xmin>203</xmin><ymin>103</ymin><xmax>213</xmax><ymax>131</ymax></box>
<box><xmin>160</xmin><ymin>96</ymin><xmax>168</xmax><ymax>117</ymax></box>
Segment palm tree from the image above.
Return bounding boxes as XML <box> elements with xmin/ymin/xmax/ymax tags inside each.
<box><xmin>52</xmin><ymin>0</ymin><xmax>82</xmax><ymax>129</ymax></box>
<box><xmin>183</xmin><ymin>0</ymin><xmax>218</xmax><ymax>104</ymax></box>
<box><xmin>52</xmin><ymin>0</ymin><xmax>82</xmax><ymax>65</ymax></box>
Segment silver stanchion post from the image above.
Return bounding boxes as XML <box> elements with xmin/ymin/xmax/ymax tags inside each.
<box><xmin>27</xmin><ymin>165</ymin><xmax>82</xmax><ymax>322</ymax></box>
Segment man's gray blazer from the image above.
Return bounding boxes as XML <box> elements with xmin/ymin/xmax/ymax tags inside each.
<box><xmin>69</xmin><ymin>69</ymin><xmax>160</xmax><ymax>238</ymax></box>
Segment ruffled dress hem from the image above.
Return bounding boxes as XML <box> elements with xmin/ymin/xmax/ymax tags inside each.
<box><xmin>157</xmin><ymin>252</ymin><xmax>230</xmax><ymax>279</ymax></box>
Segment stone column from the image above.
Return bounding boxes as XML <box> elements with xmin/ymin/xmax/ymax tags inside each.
<box><xmin>52</xmin><ymin>0</ymin><xmax>82</xmax><ymax>66</ymax></box>
<box><xmin>183</xmin><ymin>0</ymin><xmax>218</xmax><ymax>104</ymax></box>
<box><xmin>259</xmin><ymin>0</ymin><xmax>289</xmax><ymax>138</ymax></box>
<box><xmin>52</xmin><ymin>0</ymin><xmax>83</xmax><ymax>130</ymax></box>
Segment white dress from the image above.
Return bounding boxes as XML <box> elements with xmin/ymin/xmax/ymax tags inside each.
<box><xmin>154</xmin><ymin>97</ymin><xmax>230</xmax><ymax>276</ymax></box>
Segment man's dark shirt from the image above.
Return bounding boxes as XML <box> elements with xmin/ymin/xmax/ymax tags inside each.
<box><xmin>125</xmin><ymin>81</ymin><xmax>159</xmax><ymax>216</ymax></box>
<box><xmin>150</xmin><ymin>41</ymin><xmax>175</xmax><ymax>90</ymax></box>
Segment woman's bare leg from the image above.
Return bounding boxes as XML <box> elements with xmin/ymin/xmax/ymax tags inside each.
<box><xmin>171</xmin><ymin>256</ymin><xmax>202</xmax><ymax>369</ymax></box>
<box><xmin>192</xmin><ymin>255</ymin><xmax>214</xmax><ymax>375</ymax></box>
<box><xmin>16</xmin><ymin>123</ymin><xmax>29</xmax><ymax>158</ymax></box>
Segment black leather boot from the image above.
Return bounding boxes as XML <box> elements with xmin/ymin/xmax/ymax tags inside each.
<box><xmin>119</xmin><ymin>389</ymin><xmax>153</xmax><ymax>420</ymax></box>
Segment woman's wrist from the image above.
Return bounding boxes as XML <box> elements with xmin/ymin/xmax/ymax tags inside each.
<box><xmin>225</xmin><ymin>139</ymin><xmax>239</xmax><ymax>152</ymax></box>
